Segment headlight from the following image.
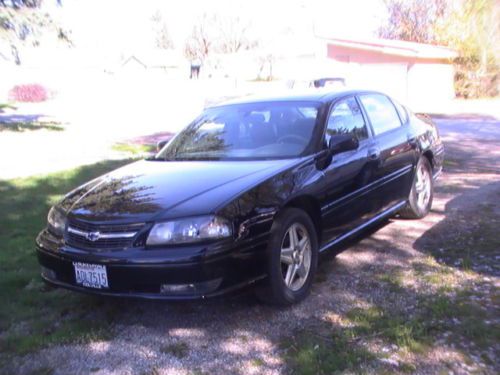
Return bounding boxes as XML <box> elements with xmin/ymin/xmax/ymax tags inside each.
<box><xmin>47</xmin><ymin>207</ymin><xmax>66</xmax><ymax>236</ymax></box>
<box><xmin>146</xmin><ymin>216</ymin><xmax>232</xmax><ymax>246</ymax></box>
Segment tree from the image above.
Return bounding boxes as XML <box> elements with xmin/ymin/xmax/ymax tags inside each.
<box><xmin>1</xmin><ymin>0</ymin><xmax>72</xmax><ymax>64</ymax></box>
<box><xmin>150</xmin><ymin>10</ymin><xmax>174</xmax><ymax>50</ymax></box>
<box><xmin>184</xmin><ymin>13</ymin><xmax>217</xmax><ymax>60</ymax></box>
<box><xmin>184</xmin><ymin>13</ymin><xmax>258</xmax><ymax>60</ymax></box>
<box><xmin>378</xmin><ymin>0</ymin><xmax>448</xmax><ymax>43</ymax></box>
<box><xmin>437</xmin><ymin>0</ymin><xmax>500</xmax><ymax>97</ymax></box>
<box><xmin>378</xmin><ymin>0</ymin><xmax>500</xmax><ymax>97</ymax></box>
<box><xmin>217</xmin><ymin>15</ymin><xmax>256</xmax><ymax>54</ymax></box>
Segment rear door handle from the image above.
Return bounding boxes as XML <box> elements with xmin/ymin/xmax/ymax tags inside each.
<box><xmin>368</xmin><ymin>148</ymin><xmax>380</xmax><ymax>160</ymax></box>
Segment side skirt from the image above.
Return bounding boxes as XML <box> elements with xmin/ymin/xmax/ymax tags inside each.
<box><xmin>319</xmin><ymin>201</ymin><xmax>407</xmax><ymax>253</ymax></box>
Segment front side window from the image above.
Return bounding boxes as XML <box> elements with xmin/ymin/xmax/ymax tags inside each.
<box><xmin>156</xmin><ymin>101</ymin><xmax>321</xmax><ymax>160</ymax></box>
<box><xmin>359</xmin><ymin>94</ymin><xmax>402</xmax><ymax>135</ymax></box>
<box><xmin>326</xmin><ymin>97</ymin><xmax>368</xmax><ymax>144</ymax></box>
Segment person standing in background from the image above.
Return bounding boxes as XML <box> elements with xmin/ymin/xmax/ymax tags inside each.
<box><xmin>190</xmin><ymin>57</ymin><xmax>202</xmax><ymax>79</ymax></box>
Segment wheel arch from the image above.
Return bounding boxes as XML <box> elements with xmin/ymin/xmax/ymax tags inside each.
<box><xmin>283</xmin><ymin>195</ymin><xmax>322</xmax><ymax>244</ymax></box>
<box><xmin>422</xmin><ymin>149</ymin><xmax>434</xmax><ymax>171</ymax></box>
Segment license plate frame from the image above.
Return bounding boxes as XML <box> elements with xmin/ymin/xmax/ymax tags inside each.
<box><xmin>73</xmin><ymin>262</ymin><xmax>109</xmax><ymax>289</ymax></box>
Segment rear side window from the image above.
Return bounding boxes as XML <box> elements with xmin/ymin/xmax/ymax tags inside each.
<box><xmin>359</xmin><ymin>94</ymin><xmax>402</xmax><ymax>135</ymax></box>
<box><xmin>326</xmin><ymin>97</ymin><xmax>368</xmax><ymax>143</ymax></box>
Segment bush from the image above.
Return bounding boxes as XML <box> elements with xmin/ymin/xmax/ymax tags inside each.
<box><xmin>454</xmin><ymin>66</ymin><xmax>499</xmax><ymax>99</ymax></box>
<box><xmin>8</xmin><ymin>84</ymin><xmax>49</xmax><ymax>103</ymax></box>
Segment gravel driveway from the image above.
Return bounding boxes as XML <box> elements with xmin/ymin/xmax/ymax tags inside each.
<box><xmin>4</xmin><ymin>114</ymin><xmax>500</xmax><ymax>375</ymax></box>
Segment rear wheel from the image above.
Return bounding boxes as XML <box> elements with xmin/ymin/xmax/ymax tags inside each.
<box><xmin>256</xmin><ymin>208</ymin><xmax>318</xmax><ymax>306</ymax></box>
<box><xmin>399</xmin><ymin>157</ymin><xmax>433</xmax><ymax>219</ymax></box>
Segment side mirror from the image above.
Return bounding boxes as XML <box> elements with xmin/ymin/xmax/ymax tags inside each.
<box><xmin>328</xmin><ymin>134</ymin><xmax>359</xmax><ymax>155</ymax></box>
<box><xmin>156</xmin><ymin>139</ymin><xmax>169</xmax><ymax>152</ymax></box>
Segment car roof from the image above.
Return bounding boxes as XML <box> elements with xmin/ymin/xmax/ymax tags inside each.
<box><xmin>209</xmin><ymin>89</ymin><xmax>381</xmax><ymax>108</ymax></box>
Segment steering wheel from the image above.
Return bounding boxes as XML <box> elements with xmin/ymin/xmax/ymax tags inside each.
<box><xmin>277</xmin><ymin>134</ymin><xmax>308</xmax><ymax>145</ymax></box>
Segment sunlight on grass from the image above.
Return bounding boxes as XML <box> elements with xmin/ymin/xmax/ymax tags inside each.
<box><xmin>281</xmin><ymin>329</ymin><xmax>374</xmax><ymax>375</ymax></box>
<box><xmin>112</xmin><ymin>143</ymin><xmax>156</xmax><ymax>156</ymax></box>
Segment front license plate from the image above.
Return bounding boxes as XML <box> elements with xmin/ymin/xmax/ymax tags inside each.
<box><xmin>73</xmin><ymin>262</ymin><xmax>109</xmax><ymax>289</ymax></box>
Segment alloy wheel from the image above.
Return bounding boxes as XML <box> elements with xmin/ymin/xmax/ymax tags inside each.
<box><xmin>280</xmin><ymin>223</ymin><xmax>312</xmax><ymax>291</ymax></box>
<box><xmin>415</xmin><ymin>164</ymin><xmax>431</xmax><ymax>211</ymax></box>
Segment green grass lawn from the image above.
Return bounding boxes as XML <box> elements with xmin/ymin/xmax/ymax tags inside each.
<box><xmin>111</xmin><ymin>142</ymin><xmax>156</xmax><ymax>156</ymax></box>
<box><xmin>0</xmin><ymin>159</ymin><xmax>133</xmax><ymax>359</ymax></box>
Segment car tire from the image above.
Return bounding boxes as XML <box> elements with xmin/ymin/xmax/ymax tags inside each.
<box><xmin>256</xmin><ymin>207</ymin><xmax>318</xmax><ymax>306</ymax></box>
<box><xmin>399</xmin><ymin>157</ymin><xmax>434</xmax><ymax>219</ymax></box>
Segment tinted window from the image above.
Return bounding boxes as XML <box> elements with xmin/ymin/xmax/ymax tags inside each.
<box><xmin>326</xmin><ymin>97</ymin><xmax>368</xmax><ymax>143</ymax></box>
<box><xmin>156</xmin><ymin>101</ymin><xmax>320</xmax><ymax>160</ymax></box>
<box><xmin>359</xmin><ymin>94</ymin><xmax>402</xmax><ymax>135</ymax></box>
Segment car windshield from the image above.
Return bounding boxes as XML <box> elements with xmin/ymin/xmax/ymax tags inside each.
<box><xmin>156</xmin><ymin>101</ymin><xmax>321</xmax><ymax>161</ymax></box>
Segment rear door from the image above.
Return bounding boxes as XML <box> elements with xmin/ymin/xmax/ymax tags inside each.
<box><xmin>358</xmin><ymin>93</ymin><xmax>416</xmax><ymax>211</ymax></box>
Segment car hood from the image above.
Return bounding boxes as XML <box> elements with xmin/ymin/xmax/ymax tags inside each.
<box><xmin>60</xmin><ymin>159</ymin><xmax>300</xmax><ymax>223</ymax></box>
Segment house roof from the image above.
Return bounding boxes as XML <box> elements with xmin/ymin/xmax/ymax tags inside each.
<box><xmin>122</xmin><ymin>56</ymin><xmax>147</xmax><ymax>69</ymax></box>
<box><xmin>321</xmin><ymin>36</ymin><xmax>458</xmax><ymax>60</ymax></box>
<box><xmin>121</xmin><ymin>50</ymin><xmax>185</xmax><ymax>68</ymax></box>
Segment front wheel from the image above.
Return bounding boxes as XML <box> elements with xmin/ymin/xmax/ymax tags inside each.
<box><xmin>399</xmin><ymin>157</ymin><xmax>434</xmax><ymax>219</ymax></box>
<box><xmin>256</xmin><ymin>208</ymin><xmax>318</xmax><ymax>306</ymax></box>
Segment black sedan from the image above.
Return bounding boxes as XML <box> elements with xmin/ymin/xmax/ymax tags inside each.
<box><xmin>36</xmin><ymin>90</ymin><xmax>444</xmax><ymax>305</ymax></box>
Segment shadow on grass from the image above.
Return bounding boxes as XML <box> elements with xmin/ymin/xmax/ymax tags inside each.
<box><xmin>0</xmin><ymin>159</ymin><xmax>134</xmax><ymax>358</ymax></box>
<box><xmin>0</xmin><ymin>114</ymin><xmax>64</xmax><ymax>132</ymax></box>
<box><xmin>0</xmin><ymin>121</ymin><xmax>64</xmax><ymax>132</ymax></box>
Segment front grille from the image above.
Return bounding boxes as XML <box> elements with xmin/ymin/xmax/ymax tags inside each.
<box><xmin>65</xmin><ymin>219</ymin><xmax>145</xmax><ymax>251</ymax></box>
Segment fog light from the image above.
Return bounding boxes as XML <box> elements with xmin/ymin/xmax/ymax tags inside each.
<box><xmin>160</xmin><ymin>278</ymin><xmax>222</xmax><ymax>295</ymax></box>
<box><xmin>41</xmin><ymin>266</ymin><xmax>56</xmax><ymax>280</ymax></box>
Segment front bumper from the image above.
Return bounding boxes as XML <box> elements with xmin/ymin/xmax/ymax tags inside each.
<box><xmin>36</xmin><ymin>230</ymin><xmax>269</xmax><ymax>300</ymax></box>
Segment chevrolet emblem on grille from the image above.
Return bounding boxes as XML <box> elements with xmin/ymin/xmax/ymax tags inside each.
<box><xmin>86</xmin><ymin>231</ymin><xmax>101</xmax><ymax>241</ymax></box>
<box><xmin>67</xmin><ymin>225</ymin><xmax>140</xmax><ymax>245</ymax></box>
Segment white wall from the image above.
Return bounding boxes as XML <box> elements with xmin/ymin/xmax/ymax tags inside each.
<box><xmin>340</xmin><ymin>60</ymin><xmax>455</xmax><ymax>109</ymax></box>
<box><xmin>346</xmin><ymin>62</ymin><xmax>409</xmax><ymax>102</ymax></box>
<box><xmin>407</xmin><ymin>62</ymin><xmax>455</xmax><ymax>109</ymax></box>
